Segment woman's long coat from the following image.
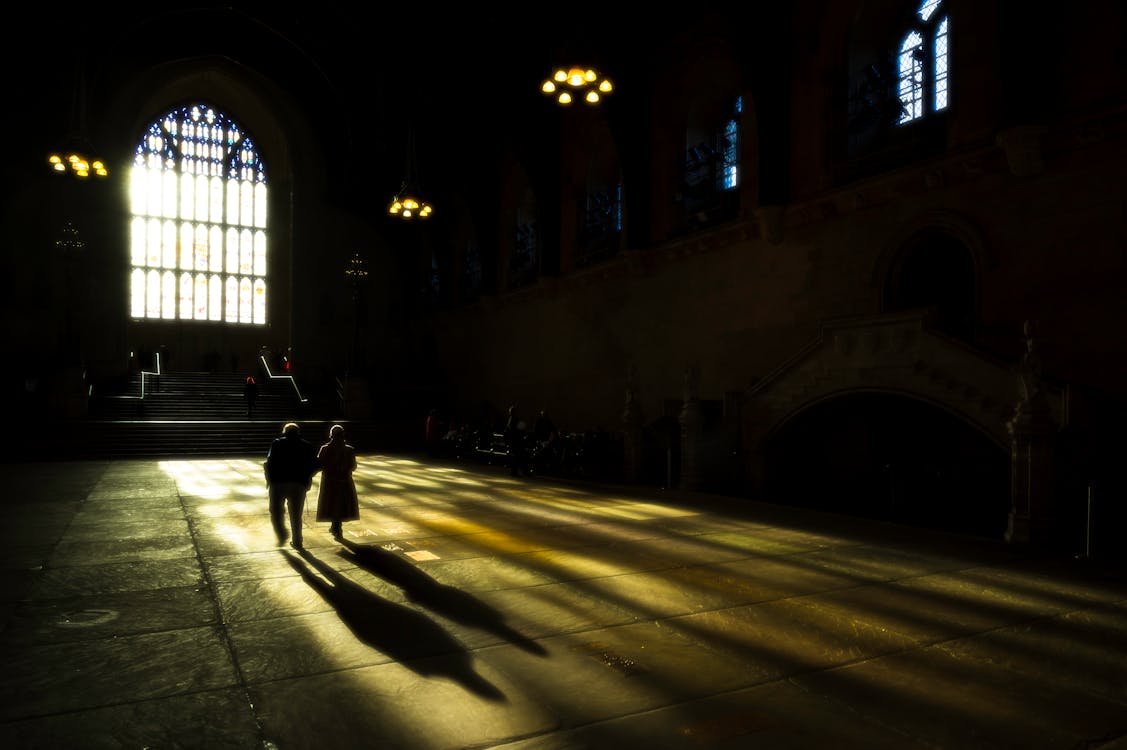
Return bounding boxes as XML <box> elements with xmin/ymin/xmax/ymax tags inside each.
<box><xmin>315</xmin><ymin>438</ymin><xmax>359</xmax><ymax>521</ymax></box>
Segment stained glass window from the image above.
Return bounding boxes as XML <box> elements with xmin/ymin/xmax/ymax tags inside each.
<box><xmin>129</xmin><ymin>104</ymin><xmax>268</xmax><ymax>324</ymax></box>
<box><xmin>898</xmin><ymin>0</ymin><xmax>949</xmax><ymax>125</ymax></box>
<box><xmin>461</xmin><ymin>240</ymin><xmax>481</xmax><ymax>302</ymax></box>
<box><xmin>510</xmin><ymin>188</ymin><xmax>538</xmax><ymax>289</ymax></box>
<box><xmin>684</xmin><ymin>95</ymin><xmax>742</xmax><ymax>197</ymax></box>
<box><xmin>721</xmin><ymin>96</ymin><xmax>742</xmax><ymax>190</ymax></box>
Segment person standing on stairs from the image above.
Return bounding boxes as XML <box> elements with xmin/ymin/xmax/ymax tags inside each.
<box><xmin>244</xmin><ymin>375</ymin><xmax>259</xmax><ymax>418</ymax></box>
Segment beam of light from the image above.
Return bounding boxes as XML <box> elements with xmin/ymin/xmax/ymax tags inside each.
<box><xmin>159</xmin><ymin>458</ymin><xmax>266</xmax><ymax>499</ymax></box>
<box><xmin>148</xmin><ymin>453</ymin><xmax>1127</xmax><ymax>744</ymax></box>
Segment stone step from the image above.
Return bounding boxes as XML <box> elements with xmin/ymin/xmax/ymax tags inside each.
<box><xmin>22</xmin><ymin>418</ymin><xmax>414</xmax><ymax>461</ymax></box>
<box><xmin>72</xmin><ymin>369</ymin><xmax>351</xmax><ymax>458</ymax></box>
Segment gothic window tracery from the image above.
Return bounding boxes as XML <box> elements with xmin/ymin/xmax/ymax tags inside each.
<box><xmin>129</xmin><ymin>103</ymin><xmax>268</xmax><ymax>324</ymax></box>
<box><xmin>898</xmin><ymin>0</ymin><xmax>949</xmax><ymax>124</ymax></box>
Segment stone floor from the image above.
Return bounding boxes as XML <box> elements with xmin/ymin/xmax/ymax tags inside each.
<box><xmin>1</xmin><ymin>454</ymin><xmax>1125</xmax><ymax>750</ymax></box>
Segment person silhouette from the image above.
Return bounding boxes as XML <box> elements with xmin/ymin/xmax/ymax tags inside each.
<box><xmin>504</xmin><ymin>404</ymin><xmax>527</xmax><ymax>477</ymax></box>
<box><xmin>264</xmin><ymin>422</ymin><xmax>321</xmax><ymax>549</ymax></box>
<box><xmin>316</xmin><ymin>424</ymin><xmax>360</xmax><ymax>539</ymax></box>
<box><xmin>243</xmin><ymin>375</ymin><xmax>259</xmax><ymax>418</ymax></box>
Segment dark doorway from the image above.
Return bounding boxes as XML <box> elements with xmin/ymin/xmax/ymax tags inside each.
<box><xmin>763</xmin><ymin>392</ymin><xmax>1009</xmax><ymax>539</ymax></box>
<box><xmin>884</xmin><ymin>233</ymin><xmax>976</xmax><ymax>343</ymax></box>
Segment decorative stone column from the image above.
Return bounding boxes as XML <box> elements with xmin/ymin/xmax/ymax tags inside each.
<box><xmin>1006</xmin><ymin>321</ymin><xmax>1057</xmax><ymax>544</ymax></box>
<box><xmin>679</xmin><ymin>366</ymin><xmax>704</xmax><ymax>491</ymax></box>
<box><xmin>622</xmin><ymin>366</ymin><xmax>644</xmax><ymax>483</ymax></box>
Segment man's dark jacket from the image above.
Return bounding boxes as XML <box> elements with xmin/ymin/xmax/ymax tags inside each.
<box><xmin>265</xmin><ymin>433</ymin><xmax>321</xmax><ymax>486</ymax></box>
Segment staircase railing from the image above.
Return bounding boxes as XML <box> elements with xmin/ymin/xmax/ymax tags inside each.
<box><xmin>259</xmin><ymin>355</ymin><xmax>308</xmax><ymax>403</ymax></box>
<box><xmin>140</xmin><ymin>351</ymin><xmax>162</xmax><ymax>399</ymax></box>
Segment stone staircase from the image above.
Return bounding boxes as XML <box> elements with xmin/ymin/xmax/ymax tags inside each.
<box><xmin>31</xmin><ymin>371</ymin><xmax>410</xmax><ymax>460</ymax></box>
<box><xmin>91</xmin><ymin>371</ymin><xmax>309</xmax><ymax>422</ymax></box>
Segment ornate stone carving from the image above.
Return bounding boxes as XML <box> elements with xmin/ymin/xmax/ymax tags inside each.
<box><xmin>997</xmin><ymin>125</ymin><xmax>1047</xmax><ymax>177</ymax></box>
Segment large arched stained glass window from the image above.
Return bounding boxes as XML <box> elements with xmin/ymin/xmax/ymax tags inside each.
<box><xmin>129</xmin><ymin>103</ymin><xmax>268</xmax><ymax>324</ymax></box>
<box><xmin>898</xmin><ymin>0</ymin><xmax>949</xmax><ymax>125</ymax></box>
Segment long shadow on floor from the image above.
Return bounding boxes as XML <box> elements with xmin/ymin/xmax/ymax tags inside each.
<box><xmin>338</xmin><ymin>538</ymin><xmax>547</xmax><ymax>656</ymax></box>
<box><xmin>282</xmin><ymin>548</ymin><xmax>505</xmax><ymax>700</ymax></box>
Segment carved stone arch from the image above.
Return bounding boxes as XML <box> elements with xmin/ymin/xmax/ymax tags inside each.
<box><xmin>759</xmin><ymin>386</ymin><xmax>1012</xmax><ymax>538</ymax></box>
<box><xmin>112</xmin><ymin>56</ymin><xmax>307</xmax><ymax>195</ymax></box>
<box><xmin>106</xmin><ymin>53</ymin><xmax>321</xmax><ymax>366</ymax></box>
<box><xmin>873</xmin><ymin>210</ymin><xmax>992</xmax><ymax>343</ymax></box>
<box><xmin>873</xmin><ymin>209</ymin><xmax>994</xmax><ymax>288</ymax></box>
<box><xmin>741</xmin><ymin>311</ymin><xmax>1064</xmax><ymax>544</ymax></box>
<box><xmin>742</xmin><ymin>311</ymin><xmax>1063</xmax><ymax>491</ymax></box>
<box><xmin>762</xmin><ymin>384</ymin><xmax>1008</xmax><ymax>453</ymax></box>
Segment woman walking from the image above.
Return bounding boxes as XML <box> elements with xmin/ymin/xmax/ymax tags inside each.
<box><xmin>316</xmin><ymin>424</ymin><xmax>360</xmax><ymax>539</ymax></box>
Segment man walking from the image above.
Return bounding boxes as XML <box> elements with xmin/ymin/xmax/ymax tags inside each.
<box><xmin>264</xmin><ymin>422</ymin><xmax>321</xmax><ymax>549</ymax></box>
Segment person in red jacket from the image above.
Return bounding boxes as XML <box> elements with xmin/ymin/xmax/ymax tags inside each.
<box><xmin>243</xmin><ymin>376</ymin><xmax>259</xmax><ymax>418</ymax></box>
<box><xmin>425</xmin><ymin>408</ymin><xmax>442</xmax><ymax>455</ymax></box>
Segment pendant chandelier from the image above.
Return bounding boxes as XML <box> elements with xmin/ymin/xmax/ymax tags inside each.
<box><xmin>387</xmin><ymin>118</ymin><xmax>432</xmax><ymax>220</ymax></box>
<box><xmin>48</xmin><ymin>53</ymin><xmax>108</xmax><ymax>179</ymax></box>
<box><xmin>540</xmin><ymin>65</ymin><xmax>613</xmax><ymax>106</ymax></box>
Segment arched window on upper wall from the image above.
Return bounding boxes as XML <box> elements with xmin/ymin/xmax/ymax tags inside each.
<box><xmin>898</xmin><ymin>0</ymin><xmax>949</xmax><ymax>125</ymax></box>
<box><xmin>682</xmin><ymin>95</ymin><xmax>742</xmax><ymax>229</ymax></box>
<box><xmin>462</xmin><ymin>239</ymin><xmax>482</xmax><ymax>303</ymax></box>
<box><xmin>883</xmin><ymin>231</ymin><xmax>975</xmax><ymax>343</ymax></box>
<box><xmin>425</xmin><ymin>249</ymin><xmax>442</xmax><ymax>309</ymax></box>
<box><xmin>449</xmin><ymin>196</ymin><xmax>481</xmax><ymax>305</ymax></box>
<box><xmin>509</xmin><ymin>187</ymin><xmax>538</xmax><ymax>290</ymax></box>
<box><xmin>577</xmin><ymin>181</ymin><xmax>622</xmax><ymax>269</ymax></box>
<box><xmin>129</xmin><ymin>103</ymin><xmax>268</xmax><ymax>325</ymax></box>
<box><xmin>577</xmin><ymin>119</ymin><xmax>624</xmax><ymax>269</ymax></box>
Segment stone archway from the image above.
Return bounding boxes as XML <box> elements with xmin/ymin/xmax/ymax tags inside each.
<box><xmin>762</xmin><ymin>391</ymin><xmax>1010</xmax><ymax>538</ymax></box>
<box><xmin>741</xmin><ymin>310</ymin><xmax>1063</xmax><ymax>541</ymax></box>
<box><xmin>883</xmin><ymin>232</ymin><xmax>977</xmax><ymax>342</ymax></box>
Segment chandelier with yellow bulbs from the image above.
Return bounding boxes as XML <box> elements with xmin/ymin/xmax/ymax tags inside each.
<box><xmin>48</xmin><ymin>149</ymin><xmax>108</xmax><ymax>178</ymax></box>
<box><xmin>540</xmin><ymin>66</ymin><xmax>613</xmax><ymax>105</ymax></box>
<box><xmin>388</xmin><ymin>182</ymin><xmax>433</xmax><ymax>220</ymax></box>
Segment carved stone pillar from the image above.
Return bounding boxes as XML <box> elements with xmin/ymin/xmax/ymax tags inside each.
<box><xmin>1006</xmin><ymin>320</ymin><xmax>1057</xmax><ymax>544</ymax></box>
<box><xmin>679</xmin><ymin>366</ymin><xmax>704</xmax><ymax>490</ymax></box>
<box><xmin>1007</xmin><ymin>394</ymin><xmax>1056</xmax><ymax>544</ymax></box>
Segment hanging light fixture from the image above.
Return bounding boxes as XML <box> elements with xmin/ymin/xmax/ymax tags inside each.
<box><xmin>48</xmin><ymin>147</ymin><xmax>108</xmax><ymax>179</ymax></box>
<box><xmin>344</xmin><ymin>250</ymin><xmax>369</xmax><ymax>285</ymax></box>
<box><xmin>540</xmin><ymin>65</ymin><xmax>613</xmax><ymax>105</ymax></box>
<box><xmin>388</xmin><ymin>183</ymin><xmax>433</xmax><ymax>220</ymax></box>
<box><xmin>54</xmin><ymin>221</ymin><xmax>87</xmax><ymax>252</ymax></box>
<box><xmin>48</xmin><ymin>52</ymin><xmax>108</xmax><ymax>179</ymax></box>
<box><xmin>387</xmin><ymin>117</ymin><xmax>433</xmax><ymax>220</ymax></box>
